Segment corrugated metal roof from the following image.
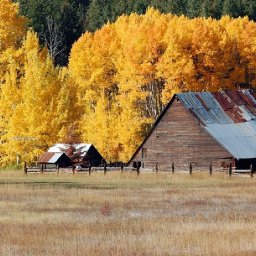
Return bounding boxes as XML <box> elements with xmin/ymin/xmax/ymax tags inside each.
<box><xmin>38</xmin><ymin>152</ymin><xmax>65</xmax><ymax>164</ymax></box>
<box><xmin>177</xmin><ymin>90</ymin><xmax>256</xmax><ymax>159</ymax></box>
<box><xmin>48</xmin><ymin>143</ymin><xmax>92</xmax><ymax>157</ymax></box>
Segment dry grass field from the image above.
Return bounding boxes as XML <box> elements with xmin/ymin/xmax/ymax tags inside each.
<box><xmin>0</xmin><ymin>170</ymin><xmax>255</xmax><ymax>256</ymax></box>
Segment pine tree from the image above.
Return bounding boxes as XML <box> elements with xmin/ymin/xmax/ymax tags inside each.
<box><xmin>17</xmin><ymin>0</ymin><xmax>88</xmax><ymax>65</ymax></box>
<box><xmin>243</xmin><ymin>0</ymin><xmax>256</xmax><ymax>20</ymax></box>
<box><xmin>186</xmin><ymin>0</ymin><xmax>202</xmax><ymax>18</ymax></box>
<box><xmin>222</xmin><ymin>0</ymin><xmax>243</xmax><ymax>18</ymax></box>
<box><xmin>86</xmin><ymin>0</ymin><xmax>106</xmax><ymax>31</ymax></box>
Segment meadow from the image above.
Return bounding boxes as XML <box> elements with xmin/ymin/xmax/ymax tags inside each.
<box><xmin>0</xmin><ymin>170</ymin><xmax>255</xmax><ymax>256</ymax></box>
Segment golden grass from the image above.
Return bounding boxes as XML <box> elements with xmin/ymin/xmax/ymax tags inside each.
<box><xmin>0</xmin><ymin>170</ymin><xmax>255</xmax><ymax>255</ymax></box>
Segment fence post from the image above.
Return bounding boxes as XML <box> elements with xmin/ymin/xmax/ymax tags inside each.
<box><xmin>209</xmin><ymin>162</ymin><xmax>213</xmax><ymax>176</ymax></box>
<box><xmin>189</xmin><ymin>163</ymin><xmax>192</xmax><ymax>175</ymax></box>
<box><xmin>104</xmin><ymin>162</ymin><xmax>107</xmax><ymax>176</ymax></box>
<box><xmin>24</xmin><ymin>161</ymin><xmax>27</xmax><ymax>176</ymax></box>
<box><xmin>72</xmin><ymin>165</ymin><xmax>75</xmax><ymax>175</ymax></box>
<box><xmin>56</xmin><ymin>164</ymin><xmax>59</xmax><ymax>175</ymax></box>
<box><xmin>136</xmin><ymin>165</ymin><xmax>140</xmax><ymax>176</ymax></box>
<box><xmin>121</xmin><ymin>162</ymin><xmax>124</xmax><ymax>173</ymax></box>
<box><xmin>155</xmin><ymin>163</ymin><xmax>158</xmax><ymax>173</ymax></box>
<box><xmin>250</xmin><ymin>164</ymin><xmax>254</xmax><ymax>178</ymax></box>
<box><xmin>229</xmin><ymin>162</ymin><xmax>232</xmax><ymax>178</ymax></box>
<box><xmin>172</xmin><ymin>162</ymin><xmax>175</xmax><ymax>174</ymax></box>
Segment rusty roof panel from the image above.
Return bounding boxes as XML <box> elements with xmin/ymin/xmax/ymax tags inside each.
<box><xmin>38</xmin><ymin>152</ymin><xmax>54</xmax><ymax>163</ymax></box>
<box><xmin>177</xmin><ymin>89</ymin><xmax>256</xmax><ymax>159</ymax></box>
<box><xmin>212</xmin><ymin>91</ymin><xmax>246</xmax><ymax>123</ymax></box>
<box><xmin>38</xmin><ymin>152</ymin><xmax>64</xmax><ymax>164</ymax></box>
<box><xmin>179</xmin><ymin>92</ymin><xmax>232</xmax><ymax>124</ymax></box>
<box><xmin>225</xmin><ymin>90</ymin><xmax>245</xmax><ymax>106</ymax></box>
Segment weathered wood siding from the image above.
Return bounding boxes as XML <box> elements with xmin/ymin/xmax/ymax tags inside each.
<box><xmin>130</xmin><ymin>97</ymin><xmax>232</xmax><ymax>171</ymax></box>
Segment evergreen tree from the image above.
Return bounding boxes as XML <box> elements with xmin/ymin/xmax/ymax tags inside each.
<box><xmin>17</xmin><ymin>0</ymin><xmax>88</xmax><ymax>66</ymax></box>
<box><xmin>110</xmin><ymin>0</ymin><xmax>127</xmax><ymax>21</ymax></box>
<box><xmin>133</xmin><ymin>0</ymin><xmax>148</xmax><ymax>14</ymax></box>
<box><xmin>222</xmin><ymin>0</ymin><xmax>244</xmax><ymax>18</ymax></box>
<box><xmin>85</xmin><ymin>0</ymin><xmax>108</xmax><ymax>32</ymax></box>
<box><xmin>169</xmin><ymin>0</ymin><xmax>188</xmax><ymax>15</ymax></box>
<box><xmin>243</xmin><ymin>0</ymin><xmax>256</xmax><ymax>20</ymax></box>
<box><xmin>186</xmin><ymin>0</ymin><xmax>202</xmax><ymax>18</ymax></box>
<box><xmin>201</xmin><ymin>0</ymin><xmax>213</xmax><ymax>17</ymax></box>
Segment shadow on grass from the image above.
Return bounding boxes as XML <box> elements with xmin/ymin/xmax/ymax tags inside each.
<box><xmin>0</xmin><ymin>180</ymin><xmax>118</xmax><ymax>190</ymax></box>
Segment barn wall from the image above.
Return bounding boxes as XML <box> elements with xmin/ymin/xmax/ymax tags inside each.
<box><xmin>130</xmin><ymin>97</ymin><xmax>232</xmax><ymax>171</ymax></box>
<box><xmin>83</xmin><ymin>146</ymin><xmax>105</xmax><ymax>167</ymax></box>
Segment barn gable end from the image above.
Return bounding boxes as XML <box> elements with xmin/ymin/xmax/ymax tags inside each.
<box><xmin>129</xmin><ymin>95</ymin><xmax>232</xmax><ymax>171</ymax></box>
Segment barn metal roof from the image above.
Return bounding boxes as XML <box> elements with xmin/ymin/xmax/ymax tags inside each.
<box><xmin>48</xmin><ymin>143</ymin><xmax>92</xmax><ymax>157</ymax></box>
<box><xmin>177</xmin><ymin>90</ymin><xmax>256</xmax><ymax>159</ymax></box>
<box><xmin>38</xmin><ymin>152</ymin><xmax>66</xmax><ymax>164</ymax></box>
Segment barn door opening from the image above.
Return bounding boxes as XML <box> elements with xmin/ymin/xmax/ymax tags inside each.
<box><xmin>235</xmin><ymin>159</ymin><xmax>256</xmax><ymax>170</ymax></box>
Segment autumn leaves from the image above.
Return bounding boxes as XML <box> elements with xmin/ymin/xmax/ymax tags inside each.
<box><xmin>1</xmin><ymin>2</ymin><xmax>256</xmax><ymax>165</ymax></box>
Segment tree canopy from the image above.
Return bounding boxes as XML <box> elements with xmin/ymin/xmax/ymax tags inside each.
<box><xmin>16</xmin><ymin>0</ymin><xmax>256</xmax><ymax>65</ymax></box>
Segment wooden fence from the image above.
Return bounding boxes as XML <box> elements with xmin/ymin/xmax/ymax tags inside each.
<box><xmin>23</xmin><ymin>161</ymin><xmax>255</xmax><ymax>178</ymax></box>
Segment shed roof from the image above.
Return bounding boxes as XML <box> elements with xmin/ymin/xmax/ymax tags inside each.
<box><xmin>48</xmin><ymin>143</ymin><xmax>92</xmax><ymax>157</ymax></box>
<box><xmin>177</xmin><ymin>90</ymin><xmax>256</xmax><ymax>159</ymax></box>
<box><xmin>38</xmin><ymin>152</ymin><xmax>67</xmax><ymax>164</ymax></box>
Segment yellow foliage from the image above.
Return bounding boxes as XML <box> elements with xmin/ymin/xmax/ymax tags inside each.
<box><xmin>0</xmin><ymin>0</ymin><xmax>26</xmax><ymax>53</ymax></box>
<box><xmin>0</xmin><ymin>30</ymin><xmax>79</xmax><ymax>165</ymax></box>
<box><xmin>2</xmin><ymin>6</ymin><xmax>256</xmax><ymax>165</ymax></box>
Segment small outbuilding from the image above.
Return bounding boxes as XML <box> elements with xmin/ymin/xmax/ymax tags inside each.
<box><xmin>47</xmin><ymin>143</ymin><xmax>105</xmax><ymax>167</ymax></box>
<box><xmin>38</xmin><ymin>152</ymin><xmax>71</xmax><ymax>168</ymax></box>
<box><xmin>128</xmin><ymin>89</ymin><xmax>256</xmax><ymax>171</ymax></box>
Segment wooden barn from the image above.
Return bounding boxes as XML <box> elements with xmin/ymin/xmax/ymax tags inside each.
<box><xmin>38</xmin><ymin>152</ymin><xmax>71</xmax><ymax>168</ymax></box>
<box><xmin>47</xmin><ymin>143</ymin><xmax>105</xmax><ymax>167</ymax></box>
<box><xmin>128</xmin><ymin>89</ymin><xmax>256</xmax><ymax>171</ymax></box>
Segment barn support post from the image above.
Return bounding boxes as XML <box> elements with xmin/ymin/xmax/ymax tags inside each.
<box><xmin>24</xmin><ymin>161</ymin><xmax>27</xmax><ymax>176</ymax></box>
<box><xmin>172</xmin><ymin>162</ymin><xmax>175</xmax><ymax>174</ymax></box>
<box><xmin>72</xmin><ymin>165</ymin><xmax>75</xmax><ymax>175</ymax></box>
<box><xmin>209</xmin><ymin>162</ymin><xmax>213</xmax><ymax>176</ymax></box>
<box><xmin>250</xmin><ymin>164</ymin><xmax>254</xmax><ymax>178</ymax></box>
<box><xmin>40</xmin><ymin>164</ymin><xmax>44</xmax><ymax>174</ymax></box>
<box><xmin>88</xmin><ymin>163</ymin><xmax>91</xmax><ymax>176</ymax></box>
<box><xmin>189</xmin><ymin>163</ymin><xmax>192</xmax><ymax>175</ymax></box>
<box><xmin>104</xmin><ymin>162</ymin><xmax>107</xmax><ymax>176</ymax></box>
<box><xmin>229</xmin><ymin>162</ymin><xmax>232</xmax><ymax>178</ymax></box>
<box><xmin>136</xmin><ymin>167</ymin><xmax>140</xmax><ymax>176</ymax></box>
<box><xmin>56</xmin><ymin>164</ymin><xmax>59</xmax><ymax>175</ymax></box>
